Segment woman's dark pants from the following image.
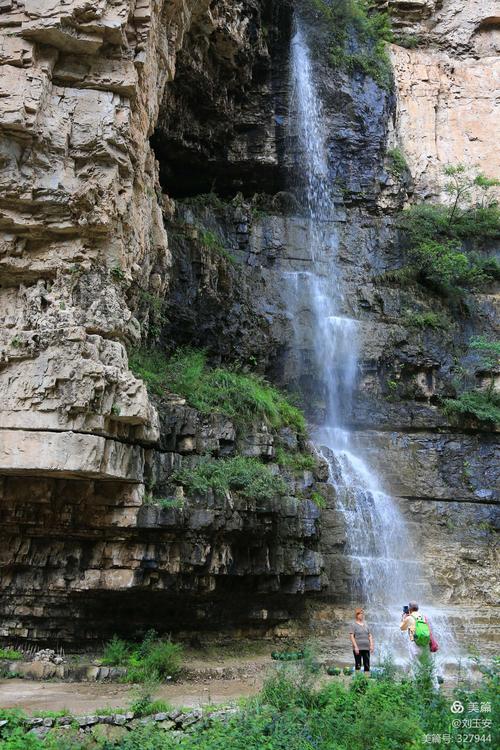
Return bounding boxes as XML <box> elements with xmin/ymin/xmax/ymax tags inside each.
<box><xmin>353</xmin><ymin>649</ymin><xmax>370</xmax><ymax>672</ymax></box>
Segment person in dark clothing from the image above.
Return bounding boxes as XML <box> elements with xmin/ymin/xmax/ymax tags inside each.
<box><xmin>349</xmin><ymin>607</ymin><xmax>374</xmax><ymax>673</ymax></box>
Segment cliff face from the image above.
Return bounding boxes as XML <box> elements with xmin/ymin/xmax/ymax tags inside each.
<box><xmin>0</xmin><ymin>0</ymin><xmax>498</xmax><ymax>649</ymax></box>
<box><xmin>0</xmin><ymin>0</ymin><xmax>328</xmax><ymax>644</ymax></box>
<box><xmin>387</xmin><ymin>0</ymin><xmax>500</xmax><ymax>198</ymax></box>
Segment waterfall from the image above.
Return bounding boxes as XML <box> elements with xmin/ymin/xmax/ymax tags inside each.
<box><xmin>286</xmin><ymin>22</ymin><xmax>456</xmax><ymax>665</ymax></box>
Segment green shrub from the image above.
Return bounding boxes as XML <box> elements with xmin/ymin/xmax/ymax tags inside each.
<box><xmin>403</xmin><ymin>311</ymin><xmax>449</xmax><ymax>330</ymax></box>
<box><xmin>91</xmin><ymin>723</ymin><xmax>173</xmax><ymax>750</ymax></box>
<box><xmin>375</xmin><ymin>266</ymin><xmax>418</xmax><ymax>286</ymax></box>
<box><xmin>110</xmin><ymin>263</ymin><xmax>126</xmax><ymax>282</ymax></box>
<box><xmin>400</xmin><ymin>203</ymin><xmax>500</xmax><ymax>244</ymax></box>
<box><xmin>469</xmin><ymin>335</ymin><xmax>500</xmax><ymax>369</ymax></box>
<box><xmin>102</xmin><ymin>635</ymin><xmax>130</xmax><ymax>667</ymax></box>
<box><xmin>259</xmin><ymin>663</ymin><xmax>320</xmax><ymax>712</ymax></box>
<box><xmin>173</xmin><ymin>456</ymin><xmax>287</xmax><ymax>502</ymax></box>
<box><xmin>180</xmin><ymin>192</ymin><xmax>227</xmax><ymax>211</ymax></box>
<box><xmin>101</xmin><ymin>632</ymin><xmax>183</xmax><ymax>683</ymax></box>
<box><xmin>128</xmin><ymin>349</ymin><xmax>168</xmax><ymax>396</ymax></box>
<box><xmin>474</xmin><ymin>254</ymin><xmax>500</xmax><ymax>281</ymax></box>
<box><xmin>0</xmin><ymin>649</ymin><xmax>23</xmax><ymax>661</ymax></box>
<box><xmin>441</xmin><ymin>335</ymin><xmax>500</xmax><ymax>426</ymax></box>
<box><xmin>129</xmin><ymin>696</ymin><xmax>172</xmax><ymax>718</ymax></box>
<box><xmin>409</xmin><ymin>239</ymin><xmax>493</xmax><ymax>294</ymax></box>
<box><xmin>311</xmin><ymin>491</ymin><xmax>326</xmax><ymax>509</ymax></box>
<box><xmin>129</xmin><ymin>348</ymin><xmax>306</xmax><ymax>434</ymax></box>
<box><xmin>127</xmin><ymin>639</ymin><xmax>182</xmax><ymax>683</ymax></box>
<box><xmin>400</xmin><ymin>165</ymin><xmax>500</xmax><ymax>248</ymax></box>
<box><xmin>443</xmin><ymin>391</ymin><xmax>500</xmax><ymax>425</ymax></box>
<box><xmin>393</xmin><ymin>32</ymin><xmax>421</xmax><ymax>49</ymax></box>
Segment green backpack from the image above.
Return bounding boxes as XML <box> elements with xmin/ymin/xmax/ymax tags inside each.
<box><xmin>414</xmin><ymin>615</ymin><xmax>431</xmax><ymax>647</ymax></box>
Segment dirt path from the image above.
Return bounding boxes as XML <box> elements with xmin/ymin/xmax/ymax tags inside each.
<box><xmin>0</xmin><ymin>675</ymin><xmax>263</xmax><ymax>714</ymax></box>
<box><xmin>0</xmin><ymin>650</ymin><xmax>275</xmax><ymax>714</ymax></box>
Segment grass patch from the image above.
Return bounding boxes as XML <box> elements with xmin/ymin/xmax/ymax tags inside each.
<box><xmin>102</xmin><ymin>631</ymin><xmax>183</xmax><ymax>683</ymax></box>
<box><xmin>403</xmin><ymin>311</ymin><xmax>450</xmax><ymax>330</ymax></box>
<box><xmin>375</xmin><ymin>266</ymin><xmax>418</xmax><ymax>286</ymax></box>
<box><xmin>275</xmin><ymin>446</ymin><xmax>317</xmax><ymax>473</ymax></box>
<box><xmin>311</xmin><ymin>490</ymin><xmax>326</xmax><ymax>509</ymax></box>
<box><xmin>306</xmin><ymin>0</ymin><xmax>394</xmax><ymax>88</ymax></box>
<box><xmin>199</xmin><ymin>229</ymin><xmax>236</xmax><ymax>264</ymax></box>
<box><xmin>129</xmin><ymin>348</ymin><xmax>306</xmax><ymax>434</ymax></box>
<box><xmin>173</xmin><ymin>456</ymin><xmax>287</xmax><ymax>502</ymax></box>
<box><xmin>0</xmin><ymin>649</ymin><xmax>23</xmax><ymax>661</ymax></box>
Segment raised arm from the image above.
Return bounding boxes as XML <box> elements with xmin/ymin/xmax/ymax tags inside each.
<box><xmin>400</xmin><ymin>615</ymin><xmax>410</xmax><ymax>632</ymax></box>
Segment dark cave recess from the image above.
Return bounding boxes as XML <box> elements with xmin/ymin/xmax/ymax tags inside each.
<box><xmin>151</xmin><ymin>0</ymin><xmax>293</xmax><ymax>199</ymax></box>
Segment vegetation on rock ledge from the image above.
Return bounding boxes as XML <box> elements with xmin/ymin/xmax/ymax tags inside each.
<box><xmin>306</xmin><ymin>0</ymin><xmax>394</xmax><ymax>88</ymax></box>
<box><xmin>444</xmin><ymin>336</ymin><xmax>500</xmax><ymax>426</ymax></box>
<box><xmin>402</xmin><ymin>310</ymin><xmax>450</xmax><ymax>330</ymax></box>
<box><xmin>387</xmin><ymin>147</ymin><xmax>409</xmax><ymax>178</ymax></box>
<box><xmin>397</xmin><ymin>166</ymin><xmax>500</xmax><ymax>301</ymax></box>
<box><xmin>129</xmin><ymin>348</ymin><xmax>306</xmax><ymax>434</ymax></box>
<box><xmin>275</xmin><ymin>446</ymin><xmax>317</xmax><ymax>473</ymax></box>
<box><xmin>173</xmin><ymin>456</ymin><xmax>287</xmax><ymax>502</ymax></box>
<box><xmin>198</xmin><ymin>228</ymin><xmax>236</xmax><ymax>264</ymax></box>
<box><xmin>444</xmin><ymin>390</ymin><xmax>500</xmax><ymax>426</ymax></box>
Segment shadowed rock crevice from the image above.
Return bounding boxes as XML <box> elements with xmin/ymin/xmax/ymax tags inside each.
<box><xmin>151</xmin><ymin>0</ymin><xmax>293</xmax><ymax>198</ymax></box>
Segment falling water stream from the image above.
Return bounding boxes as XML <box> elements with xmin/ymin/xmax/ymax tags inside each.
<box><xmin>287</xmin><ymin>22</ymin><xmax>456</xmax><ymax>665</ymax></box>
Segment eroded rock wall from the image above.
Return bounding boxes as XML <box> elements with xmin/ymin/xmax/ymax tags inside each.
<box><xmin>0</xmin><ymin>404</ymin><xmax>324</xmax><ymax>642</ymax></box>
<box><xmin>386</xmin><ymin>0</ymin><xmax>500</xmax><ymax>198</ymax></box>
<box><xmin>0</xmin><ymin>0</ymin><xmax>177</xmax><ymax>476</ymax></box>
<box><xmin>0</xmin><ymin>0</ymin><xmax>327</xmax><ymax>643</ymax></box>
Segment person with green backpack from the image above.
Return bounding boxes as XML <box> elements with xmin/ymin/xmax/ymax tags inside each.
<box><xmin>400</xmin><ymin>601</ymin><xmax>440</xmax><ymax>688</ymax></box>
<box><xmin>400</xmin><ymin>602</ymin><xmax>430</xmax><ymax>657</ymax></box>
